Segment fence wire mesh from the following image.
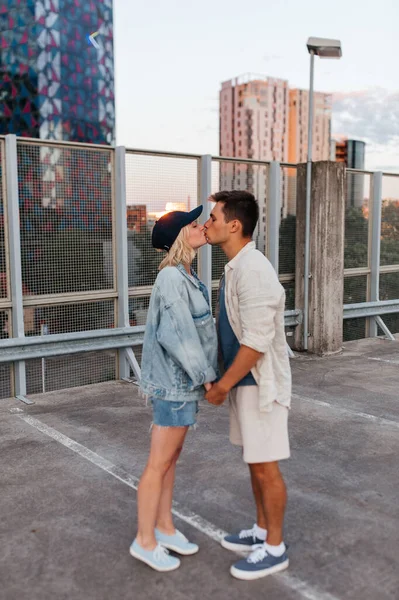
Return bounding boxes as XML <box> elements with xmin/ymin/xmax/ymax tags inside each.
<box><xmin>0</xmin><ymin>139</ymin><xmax>8</xmax><ymax>301</ymax></box>
<box><xmin>380</xmin><ymin>175</ymin><xmax>399</xmax><ymax>267</ymax></box>
<box><xmin>25</xmin><ymin>351</ymin><xmax>117</xmax><ymax>396</ymax></box>
<box><xmin>1</xmin><ymin>137</ymin><xmax>399</xmax><ymax>398</ymax></box>
<box><xmin>210</xmin><ymin>159</ymin><xmax>269</xmax><ymax>307</ymax></box>
<box><xmin>125</xmin><ymin>152</ymin><xmax>199</xmax><ymax>290</ymax></box>
<box><xmin>279</xmin><ymin>166</ymin><xmax>296</xmax><ymax>278</ymax></box>
<box><xmin>17</xmin><ymin>141</ymin><xmax>114</xmax><ymax>297</ymax></box>
<box><xmin>343</xmin><ymin>275</ymin><xmax>368</xmax><ymax>341</ymax></box>
<box><xmin>378</xmin><ymin>272</ymin><xmax>399</xmax><ymax>335</ymax></box>
<box><xmin>344</xmin><ymin>172</ymin><xmax>371</xmax><ymax>269</ymax></box>
<box><xmin>127</xmin><ymin>295</ymin><xmax>151</xmax><ymax>378</ymax></box>
<box><xmin>0</xmin><ymin>308</ymin><xmax>12</xmax><ymax>399</ymax></box>
<box><xmin>23</xmin><ymin>300</ymin><xmax>115</xmax><ymax>336</ymax></box>
<box><xmin>21</xmin><ymin>300</ymin><xmax>116</xmax><ymax>394</ymax></box>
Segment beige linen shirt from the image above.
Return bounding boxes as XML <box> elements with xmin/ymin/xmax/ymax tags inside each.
<box><xmin>223</xmin><ymin>241</ymin><xmax>291</xmax><ymax>412</ymax></box>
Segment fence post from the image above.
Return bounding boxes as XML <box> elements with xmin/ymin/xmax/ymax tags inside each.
<box><xmin>5</xmin><ymin>134</ymin><xmax>27</xmax><ymax>399</ymax></box>
<box><xmin>114</xmin><ymin>146</ymin><xmax>137</xmax><ymax>379</ymax></box>
<box><xmin>368</xmin><ymin>172</ymin><xmax>382</xmax><ymax>338</ymax></box>
<box><xmin>294</xmin><ymin>161</ymin><xmax>346</xmax><ymax>354</ymax></box>
<box><xmin>267</xmin><ymin>161</ymin><xmax>281</xmax><ymax>271</ymax></box>
<box><xmin>198</xmin><ymin>155</ymin><xmax>212</xmax><ymax>306</ymax></box>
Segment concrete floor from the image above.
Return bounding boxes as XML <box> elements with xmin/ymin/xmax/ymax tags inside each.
<box><xmin>1</xmin><ymin>336</ymin><xmax>399</xmax><ymax>600</ymax></box>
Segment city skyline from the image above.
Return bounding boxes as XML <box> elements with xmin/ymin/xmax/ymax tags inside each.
<box><xmin>114</xmin><ymin>0</ymin><xmax>399</xmax><ymax>177</ymax></box>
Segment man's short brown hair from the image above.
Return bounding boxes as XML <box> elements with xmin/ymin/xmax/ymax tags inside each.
<box><xmin>211</xmin><ymin>190</ymin><xmax>259</xmax><ymax>238</ymax></box>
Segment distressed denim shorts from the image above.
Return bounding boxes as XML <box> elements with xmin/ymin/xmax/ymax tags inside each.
<box><xmin>151</xmin><ymin>398</ymin><xmax>199</xmax><ymax>428</ymax></box>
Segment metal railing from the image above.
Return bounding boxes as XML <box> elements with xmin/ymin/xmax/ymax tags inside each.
<box><xmin>1</xmin><ymin>135</ymin><xmax>398</xmax><ymax>400</ymax></box>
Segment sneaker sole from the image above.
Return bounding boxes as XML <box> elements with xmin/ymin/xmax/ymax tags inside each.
<box><xmin>129</xmin><ymin>547</ymin><xmax>181</xmax><ymax>572</ymax></box>
<box><xmin>221</xmin><ymin>539</ymin><xmax>258</xmax><ymax>553</ymax></box>
<box><xmin>157</xmin><ymin>542</ymin><xmax>199</xmax><ymax>556</ymax></box>
<box><xmin>230</xmin><ymin>559</ymin><xmax>289</xmax><ymax>580</ymax></box>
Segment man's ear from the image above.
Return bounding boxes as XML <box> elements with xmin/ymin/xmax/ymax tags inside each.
<box><xmin>229</xmin><ymin>219</ymin><xmax>242</xmax><ymax>234</ymax></box>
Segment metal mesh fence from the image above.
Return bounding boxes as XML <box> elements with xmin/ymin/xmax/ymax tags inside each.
<box><xmin>125</xmin><ymin>152</ymin><xmax>199</xmax><ymax>289</ymax></box>
<box><xmin>17</xmin><ymin>141</ymin><xmax>114</xmax><ymax>296</ymax></box>
<box><xmin>0</xmin><ymin>308</ymin><xmax>12</xmax><ymax>399</ymax></box>
<box><xmin>23</xmin><ymin>300</ymin><xmax>115</xmax><ymax>336</ymax></box>
<box><xmin>343</xmin><ymin>275</ymin><xmax>367</xmax><ymax>341</ymax></box>
<box><xmin>380</xmin><ymin>175</ymin><xmax>399</xmax><ymax>267</ymax></box>
<box><xmin>210</xmin><ymin>160</ymin><xmax>227</xmax><ymax>298</ymax></box>
<box><xmin>282</xmin><ymin>280</ymin><xmax>295</xmax><ymax>311</ymax></box>
<box><xmin>378</xmin><ymin>272</ymin><xmax>399</xmax><ymax>335</ymax></box>
<box><xmin>2</xmin><ymin>139</ymin><xmax>399</xmax><ymax>397</ymax></box>
<box><xmin>25</xmin><ymin>351</ymin><xmax>117</xmax><ymax>396</ymax></box>
<box><xmin>22</xmin><ymin>300</ymin><xmax>116</xmax><ymax>394</ymax></box>
<box><xmin>0</xmin><ymin>139</ymin><xmax>7</xmax><ymax>300</ymax></box>
<box><xmin>279</xmin><ymin>166</ymin><xmax>296</xmax><ymax>276</ymax></box>
<box><xmin>344</xmin><ymin>172</ymin><xmax>371</xmax><ymax>269</ymax></box>
<box><xmin>127</xmin><ymin>296</ymin><xmax>151</xmax><ymax>378</ymax></box>
<box><xmin>128</xmin><ymin>295</ymin><xmax>150</xmax><ymax>328</ymax></box>
<box><xmin>210</xmin><ymin>159</ymin><xmax>269</xmax><ymax>307</ymax></box>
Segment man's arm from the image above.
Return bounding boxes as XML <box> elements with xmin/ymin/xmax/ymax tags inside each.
<box><xmin>206</xmin><ymin>265</ymin><xmax>281</xmax><ymax>406</ymax></box>
<box><xmin>205</xmin><ymin>345</ymin><xmax>263</xmax><ymax>405</ymax></box>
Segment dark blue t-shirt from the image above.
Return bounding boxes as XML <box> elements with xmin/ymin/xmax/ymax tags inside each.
<box><xmin>218</xmin><ymin>277</ymin><xmax>256</xmax><ymax>387</ymax></box>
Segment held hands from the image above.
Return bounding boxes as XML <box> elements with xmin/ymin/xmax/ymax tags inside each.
<box><xmin>205</xmin><ymin>381</ymin><xmax>229</xmax><ymax>406</ymax></box>
<box><xmin>204</xmin><ymin>382</ymin><xmax>213</xmax><ymax>392</ymax></box>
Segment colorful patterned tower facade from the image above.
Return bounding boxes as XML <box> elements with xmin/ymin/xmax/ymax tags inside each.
<box><xmin>0</xmin><ymin>0</ymin><xmax>115</xmax><ymax>144</ymax></box>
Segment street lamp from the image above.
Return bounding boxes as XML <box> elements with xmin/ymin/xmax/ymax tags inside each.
<box><xmin>303</xmin><ymin>37</ymin><xmax>342</xmax><ymax>350</ymax></box>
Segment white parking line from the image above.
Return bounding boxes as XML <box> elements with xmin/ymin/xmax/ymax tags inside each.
<box><xmin>19</xmin><ymin>413</ymin><xmax>339</xmax><ymax>600</ymax></box>
<box><xmin>293</xmin><ymin>394</ymin><xmax>399</xmax><ymax>429</ymax></box>
<box><xmin>368</xmin><ymin>357</ymin><xmax>399</xmax><ymax>365</ymax></box>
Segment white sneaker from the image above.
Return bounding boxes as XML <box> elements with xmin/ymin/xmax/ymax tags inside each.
<box><xmin>129</xmin><ymin>540</ymin><xmax>181</xmax><ymax>572</ymax></box>
<box><xmin>155</xmin><ymin>528</ymin><xmax>199</xmax><ymax>555</ymax></box>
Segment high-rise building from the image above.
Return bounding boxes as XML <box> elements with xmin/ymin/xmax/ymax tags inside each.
<box><xmin>219</xmin><ymin>74</ymin><xmax>289</xmax><ymax>252</ymax></box>
<box><xmin>286</xmin><ymin>89</ymin><xmax>332</xmax><ymax>216</ymax></box>
<box><xmin>333</xmin><ymin>137</ymin><xmax>366</xmax><ymax>207</ymax></box>
<box><xmin>0</xmin><ymin>0</ymin><xmax>115</xmax><ymax>144</ymax></box>
<box><xmin>219</xmin><ymin>76</ymin><xmax>333</xmax><ymax>241</ymax></box>
<box><xmin>220</xmin><ymin>74</ymin><xmax>289</xmax><ymax>161</ymax></box>
<box><xmin>288</xmin><ymin>90</ymin><xmax>332</xmax><ymax>164</ymax></box>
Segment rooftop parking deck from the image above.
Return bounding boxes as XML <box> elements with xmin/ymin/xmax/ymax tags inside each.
<box><xmin>1</xmin><ymin>336</ymin><xmax>398</xmax><ymax>600</ymax></box>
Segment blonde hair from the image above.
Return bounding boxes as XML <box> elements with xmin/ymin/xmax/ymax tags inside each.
<box><xmin>159</xmin><ymin>225</ymin><xmax>196</xmax><ymax>270</ymax></box>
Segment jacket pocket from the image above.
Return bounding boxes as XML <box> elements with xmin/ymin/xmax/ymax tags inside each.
<box><xmin>193</xmin><ymin>312</ymin><xmax>218</xmax><ymax>366</ymax></box>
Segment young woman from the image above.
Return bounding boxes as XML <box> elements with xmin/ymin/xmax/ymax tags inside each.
<box><xmin>130</xmin><ymin>206</ymin><xmax>218</xmax><ymax>572</ymax></box>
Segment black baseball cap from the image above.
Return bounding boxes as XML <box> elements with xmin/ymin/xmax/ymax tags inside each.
<box><xmin>152</xmin><ymin>206</ymin><xmax>203</xmax><ymax>251</ymax></box>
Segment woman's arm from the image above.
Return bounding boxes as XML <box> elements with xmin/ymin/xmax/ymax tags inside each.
<box><xmin>156</xmin><ymin>296</ymin><xmax>217</xmax><ymax>386</ymax></box>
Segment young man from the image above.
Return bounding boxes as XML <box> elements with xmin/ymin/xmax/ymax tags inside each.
<box><xmin>204</xmin><ymin>190</ymin><xmax>291</xmax><ymax>581</ymax></box>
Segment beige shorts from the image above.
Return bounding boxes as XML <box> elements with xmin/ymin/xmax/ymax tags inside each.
<box><xmin>229</xmin><ymin>385</ymin><xmax>290</xmax><ymax>464</ymax></box>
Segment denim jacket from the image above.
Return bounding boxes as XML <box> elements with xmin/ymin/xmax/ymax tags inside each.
<box><xmin>140</xmin><ymin>264</ymin><xmax>218</xmax><ymax>402</ymax></box>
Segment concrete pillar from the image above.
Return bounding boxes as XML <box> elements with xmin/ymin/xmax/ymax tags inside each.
<box><xmin>294</xmin><ymin>161</ymin><xmax>346</xmax><ymax>355</ymax></box>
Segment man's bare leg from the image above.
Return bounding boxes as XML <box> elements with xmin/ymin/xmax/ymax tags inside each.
<box><xmin>248</xmin><ymin>461</ymin><xmax>287</xmax><ymax>545</ymax></box>
<box><xmin>249</xmin><ymin>464</ymin><xmax>268</xmax><ymax>531</ymax></box>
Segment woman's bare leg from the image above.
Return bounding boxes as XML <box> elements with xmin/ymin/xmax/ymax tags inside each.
<box><xmin>156</xmin><ymin>442</ymin><xmax>185</xmax><ymax>534</ymax></box>
<box><xmin>136</xmin><ymin>425</ymin><xmax>188</xmax><ymax>550</ymax></box>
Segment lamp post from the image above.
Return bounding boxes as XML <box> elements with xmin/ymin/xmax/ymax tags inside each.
<box><xmin>303</xmin><ymin>37</ymin><xmax>342</xmax><ymax>350</ymax></box>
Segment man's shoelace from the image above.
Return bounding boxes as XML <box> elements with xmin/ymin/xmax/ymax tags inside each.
<box><xmin>247</xmin><ymin>544</ymin><xmax>268</xmax><ymax>564</ymax></box>
<box><xmin>238</xmin><ymin>524</ymin><xmax>257</xmax><ymax>541</ymax></box>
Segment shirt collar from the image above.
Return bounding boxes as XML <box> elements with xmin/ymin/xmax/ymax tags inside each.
<box><xmin>225</xmin><ymin>241</ymin><xmax>256</xmax><ymax>271</ymax></box>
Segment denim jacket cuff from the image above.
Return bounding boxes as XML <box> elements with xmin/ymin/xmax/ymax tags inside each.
<box><xmin>203</xmin><ymin>365</ymin><xmax>217</xmax><ymax>384</ymax></box>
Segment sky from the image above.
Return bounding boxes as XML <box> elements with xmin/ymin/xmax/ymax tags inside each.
<box><xmin>113</xmin><ymin>0</ymin><xmax>399</xmax><ymax>202</ymax></box>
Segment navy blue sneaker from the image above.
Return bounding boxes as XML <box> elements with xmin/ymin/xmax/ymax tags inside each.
<box><xmin>230</xmin><ymin>543</ymin><xmax>289</xmax><ymax>580</ymax></box>
<box><xmin>221</xmin><ymin>525</ymin><xmax>265</xmax><ymax>552</ymax></box>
